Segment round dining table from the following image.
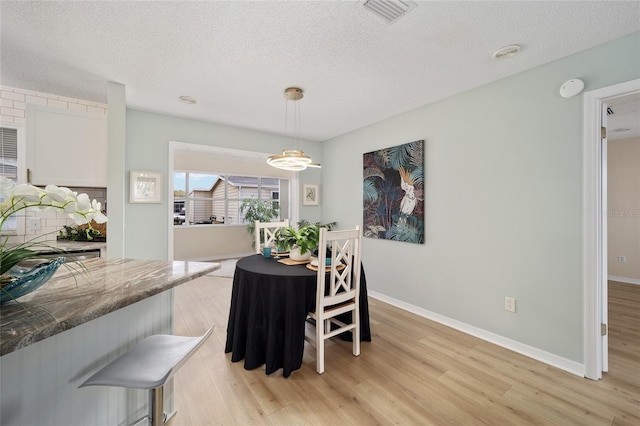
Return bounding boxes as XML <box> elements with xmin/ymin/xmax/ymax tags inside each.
<box><xmin>224</xmin><ymin>254</ymin><xmax>371</xmax><ymax>377</ymax></box>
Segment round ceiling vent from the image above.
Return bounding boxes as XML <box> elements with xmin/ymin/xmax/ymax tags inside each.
<box><xmin>179</xmin><ymin>96</ymin><xmax>197</xmax><ymax>104</ymax></box>
<box><xmin>493</xmin><ymin>44</ymin><xmax>521</xmax><ymax>60</ymax></box>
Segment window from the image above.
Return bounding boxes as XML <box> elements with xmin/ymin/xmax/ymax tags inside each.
<box><xmin>0</xmin><ymin>126</ymin><xmax>24</xmax><ymax>235</ymax></box>
<box><xmin>173</xmin><ymin>172</ymin><xmax>289</xmax><ymax>226</ymax></box>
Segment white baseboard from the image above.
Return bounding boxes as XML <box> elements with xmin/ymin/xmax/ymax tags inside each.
<box><xmin>608</xmin><ymin>275</ymin><xmax>640</xmax><ymax>286</ymax></box>
<box><xmin>367</xmin><ymin>290</ymin><xmax>585</xmax><ymax>378</ymax></box>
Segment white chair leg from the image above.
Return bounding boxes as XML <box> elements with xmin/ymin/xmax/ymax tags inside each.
<box><xmin>354</xmin><ymin>310</ymin><xmax>361</xmax><ymax>357</ymax></box>
<box><xmin>316</xmin><ymin>317</ymin><xmax>325</xmax><ymax>374</ymax></box>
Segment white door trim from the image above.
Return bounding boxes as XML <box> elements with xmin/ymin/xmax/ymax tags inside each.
<box><xmin>167</xmin><ymin>140</ymin><xmax>299</xmax><ymax>261</ymax></box>
<box><xmin>583</xmin><ymin>78</ymin><xmax>640</xmax><ymax>380</ymax></box>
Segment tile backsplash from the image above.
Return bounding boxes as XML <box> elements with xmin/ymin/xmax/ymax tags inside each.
<box><xmin>4</xmin><ymin>186</ymin><xmax>107</xmax><ymax>244</ymax></box>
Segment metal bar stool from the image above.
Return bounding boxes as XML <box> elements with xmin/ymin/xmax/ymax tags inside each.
<box><xmin>79</xmin><ymin>326</ymin><xmax>214</xmax><ymax>426</ymax></box>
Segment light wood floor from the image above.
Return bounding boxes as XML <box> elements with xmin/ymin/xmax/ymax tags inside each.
<box><xmin>170</xmin><ymin>276</ymin><xmax>640</xmax><ymax>425</ymax></box>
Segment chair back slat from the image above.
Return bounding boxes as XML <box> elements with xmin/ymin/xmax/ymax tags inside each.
<box><xmin>254</xmin><ymin>219</ymin><xmax>289</xmax><ymax>253</ymax></box>
<box><xmin>318</xmin><ymin>227</ymin><xmax>361</xmax><ymax>307</ymax></box>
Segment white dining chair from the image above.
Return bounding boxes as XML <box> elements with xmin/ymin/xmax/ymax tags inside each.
<box><xmin>254</xmin><ymin>219</ymin><xmax>289</xmax><ymax>254</ymax></box>
<box><xmin>307</xmin><ymin>225</ymin><xmax>362</xmax><ymax>374</ymax></box>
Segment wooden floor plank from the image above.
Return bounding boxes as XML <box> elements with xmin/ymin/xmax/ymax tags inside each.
<box><xmin>166</xmin><ymin>275</ymin><xmax>640</xmax><ymax>425</ymax></box>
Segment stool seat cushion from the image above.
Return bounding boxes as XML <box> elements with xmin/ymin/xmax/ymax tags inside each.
<box><xmin>80</xmin><ymin>328</ymin><xmax>212</xmax><ymax>390</ymax></box>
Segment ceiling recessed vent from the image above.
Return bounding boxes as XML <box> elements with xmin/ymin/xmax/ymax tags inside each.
<box><xmin>180</xmin><ymin>95</ymin><xmax>197</xmax><ymax>104</ymax></box>
<box><xmin>363</xmin><ymin>0</ymin><xmax>417</xmax><ymax>24</ymax></box>
<box><xmin>492</xmin><ymin>44</ymin><xmax>521</xmax><ymax>60</ymax></box>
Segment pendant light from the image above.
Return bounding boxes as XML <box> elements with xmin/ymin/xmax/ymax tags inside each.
<box><xmin>267</xmin><ymin>87</ymin><xmax>320</xmax><ymax>171</ymax></box>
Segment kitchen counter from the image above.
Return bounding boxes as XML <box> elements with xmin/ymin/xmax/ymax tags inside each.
<box><xmin>0</xmin><ymin>257</ymin><xmax>219</xmax><ymax>356</ymax></box>
<box><xmin>48</xmin><ymin>239</ymin><xmax>107</xmax><ymax>252</ymax></box>
<box><xmin>6</xmin><ymin>239</ymin><xmax>106</xmax><ymax>252</ymax></box>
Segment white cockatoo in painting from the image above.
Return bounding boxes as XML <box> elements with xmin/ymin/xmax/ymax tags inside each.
<box><xmin>399</xmin><ymin>166</ymin><xmax>417</xmax><ymax>215</ymax></box>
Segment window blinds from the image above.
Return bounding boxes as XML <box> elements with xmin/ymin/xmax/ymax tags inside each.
<box><xmin>0</xmin><ymin>127</ymin><xmax>18</xmax><ymax>179</ymax></box>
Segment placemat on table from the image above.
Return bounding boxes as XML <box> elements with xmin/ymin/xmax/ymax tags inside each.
<box><xmin>277</xmin><ymin>257</ymin><xmax>313</xmax><ymax>266</ymax></box>
<box><xmin>306</xmin><ymin>263</ymin><xmax>346</xmax><ymax>272</ymax></box>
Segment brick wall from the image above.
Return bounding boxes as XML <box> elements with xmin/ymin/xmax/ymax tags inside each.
<box><xmin>0</xmin><ymin>85</ymin><xmax>107</xmax><ymax>125</ymax></box>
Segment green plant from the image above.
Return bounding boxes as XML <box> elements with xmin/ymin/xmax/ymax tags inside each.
<box><xmin>239</xmin><ymin>197</ymin><xmax>279</xmax><ymax>247</ymax></box>
<box><xmin>58</xmin><ymin>224</ymin><xmax>101</xmax><ymax>241</ymax></box>
<box><xmin>275</xmin><ymin>220</ymin><xmax>337</xmax><ymax>254</ymax></box>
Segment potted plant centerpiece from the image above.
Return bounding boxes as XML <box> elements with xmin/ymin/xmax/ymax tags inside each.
<box><xmin>275</xmin><ymin>220</ymin><xmax>336</xmax><ymax>262</ymax></box>
<box><xmin>0</xmin><ymin>177</ymin><xmax>107</xmax><ymax>303</ymax></box>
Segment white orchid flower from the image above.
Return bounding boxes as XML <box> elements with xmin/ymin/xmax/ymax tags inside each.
<box><xmin>75</xmin><ymin>193</ymin><xmax>92</xmax><ymax>211</ymax></box>
<box><xmin>0</xmin><ymin>176</ymin><xmax>16</xmax><ymax>196</ymax></box>
<box><xmin>10</xmin><ymin>183</ymin><xmax>44</xmax><ymax>203</ymax></box>
<box><xmin>44</xmin><ymin>185</ymin><xmax>73</xmax><ymax>204</ymax></box>
<box><xmin>91</xmin><ymin>200</ymin><xmax>108</xmax><ymax>223</ymax></box>
<box><xmin>69</xmin><ymin>212</ymin><xmax>91</xmax><ymax>225</ymax></box>
<box><xmin>1</xmin><ymin>178</ymin><xmax>107</xmax><ymax>231</ymax></box>
<box><xmin>67</xmin><ymin>193</ymin><xmax>94</xmax><ymax>225</ymax></box>
<box><xmin>1</xmin><ymin>177</ymin><xmax>108</xmax><ymax>276</ymax></box>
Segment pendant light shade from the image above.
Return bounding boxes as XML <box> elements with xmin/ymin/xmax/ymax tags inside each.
<box><xmin>267</xmin><ymin>149</ymin><xmax>321</xmax><ymax>171</ymax></box>
<box><xmin>267</xmin><ymin>87</ymin><xmax>320</xmax><ymax>171</ymax></box>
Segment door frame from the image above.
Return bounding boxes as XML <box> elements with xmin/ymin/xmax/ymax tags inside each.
<box><xmin>583</xmin><ymin>78</ymin><xmax>640</xmax><ymax>380</ymax></box>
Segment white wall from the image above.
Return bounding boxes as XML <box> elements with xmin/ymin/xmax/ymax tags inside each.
<box><xmin>321</xmin><ymin>32</ymin><xmax>640</xmax><ymax>365</ymax></box>
<box><xmin>174</xmin><ymin>225</ymin><xmax>252</xmax><ymax>260</ymax></box>
<box><xmin>608</xmin><ymin>137</ymin><xmax>640</xmax><ymax>283</ymax></box>
<box><xmin>120</xmin><ymin>33</ymin><xmax>639</xmax><ymax>369</ymax></box>
<box><xmin>124</xmin><ymin>109</ymin><xmax>322</xmax><ymax>260</ymax></box>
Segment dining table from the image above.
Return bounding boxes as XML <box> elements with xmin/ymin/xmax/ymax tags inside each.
<box><xmin>225</xmin><ymin>254</ymin><xmax>371</xmax><ymax>377</ymax></box>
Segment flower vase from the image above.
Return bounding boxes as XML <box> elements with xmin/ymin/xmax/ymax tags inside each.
<box><xmin>0</xmin><ymin>257</ymin><xmax>65</xmax><ymax>304</ymax></box>
<box><xmin>289</xmin><ymin>246</ymin><xmax>311</xmax><ymax>262</ymax></box>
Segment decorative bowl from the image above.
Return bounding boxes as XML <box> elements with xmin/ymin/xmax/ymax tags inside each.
<box><xmin>0</xmin><ymin>257</ymin><xmax>65</xmax><ymax>304</ymax></box>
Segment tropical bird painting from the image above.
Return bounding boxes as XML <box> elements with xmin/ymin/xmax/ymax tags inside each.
<box><xmin>398</xmin><ymin>166</ymin><xmax>417</xmax><ymax>215</ymax></box>
<box><xmin>363</xmin><ymin>140</ymin><xmax>424</xmax><ymax>244</ymax></box>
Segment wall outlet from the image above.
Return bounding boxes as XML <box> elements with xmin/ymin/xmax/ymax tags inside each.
<box><xmin>505</xmin><ymin>297</ymin><xmax>516</xmax><ymax>313</ymax></box>
<box><xmin>617</xmin><ymin>255</ymin><xmax>626</xmax><ymax>263</ymax></box>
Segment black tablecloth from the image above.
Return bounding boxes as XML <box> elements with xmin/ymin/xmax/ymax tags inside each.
<box><xmin>225</xmin><ymin>254</ymin><xmax>371</xmax><ymax>377</ymax></box>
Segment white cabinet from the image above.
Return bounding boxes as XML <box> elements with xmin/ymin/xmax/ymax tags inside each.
<box><xmin>27</xmin><ymin>104</ymin><xmax>107</xmax><ymax>187</ymax></box>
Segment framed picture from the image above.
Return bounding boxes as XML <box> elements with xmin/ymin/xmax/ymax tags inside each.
<box><xmin>130</xmin><ymin>170</ymin><xmax>163</xmax><ymax>203</ymax></box>
<box><xmin>363</xmin><ymin>139</ymin><xmax>424</xmax><ymax>244</ymax></box>
<box><xmin>303</xmin><ymin>184</ymin><xmax>319</xmax><ymax>206</ymax></box>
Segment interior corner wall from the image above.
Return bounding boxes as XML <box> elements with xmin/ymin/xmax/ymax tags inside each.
<box><xmin>321</xmin><ymin>32</ymin><xmax>640</xmax><ymax>364</ymax></box>
<box><xmin>124</xmin><ymin>110</ymin><xmax>322</xmax><ymax>261</ymax></box>
<box><xmin>607</xmin><ymin>137</ymin><xmax>640</xmax><ymax>282</ymax></box>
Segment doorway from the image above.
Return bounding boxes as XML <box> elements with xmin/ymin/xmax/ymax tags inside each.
<box><xmin>583</xmin><ymin>79</ymin><xmax>640</xmax><ymax>380</ymax></box>
<box><xmin>604</xmin><ymin>93</ymin><xmax>640</xmax><ymax>386</ymax></box>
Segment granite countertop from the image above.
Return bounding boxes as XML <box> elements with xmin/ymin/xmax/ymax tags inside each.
<box><xmin>0</xmin><ymin>258</ymin><xmax>220</xmax><ymax>356</ymax></box>
<box><xmin>37</xmin><ymin>240</ymin><xmax>107</xmax><ymax>252</ymax></box>
<box><xmin>5</xmin><ymin>240</ymin><xmax>107</xmax><ymax>254</ymax></box>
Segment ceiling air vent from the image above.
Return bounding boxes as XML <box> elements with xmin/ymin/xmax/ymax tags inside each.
<box><xmin>363</xmin><ymin>0</ymin><xmax>417</xmax><ymax>24</ymax></box>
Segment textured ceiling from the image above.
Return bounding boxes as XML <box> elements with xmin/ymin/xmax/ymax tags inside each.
<box><xmin>1</xmin><ymin>1</ymin><xmax>639</xmax><ymax>142</ymax></box>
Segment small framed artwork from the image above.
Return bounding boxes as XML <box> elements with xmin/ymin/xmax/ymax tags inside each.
<box><xmin>130</xmin><ymin>170</ymin><xmax>163</xmax><ymax>203</ymax></box>
<box><xmin>303</xmin><ymin>184</ymin><xmax>319</xmax><ymax>206</ymax></box>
